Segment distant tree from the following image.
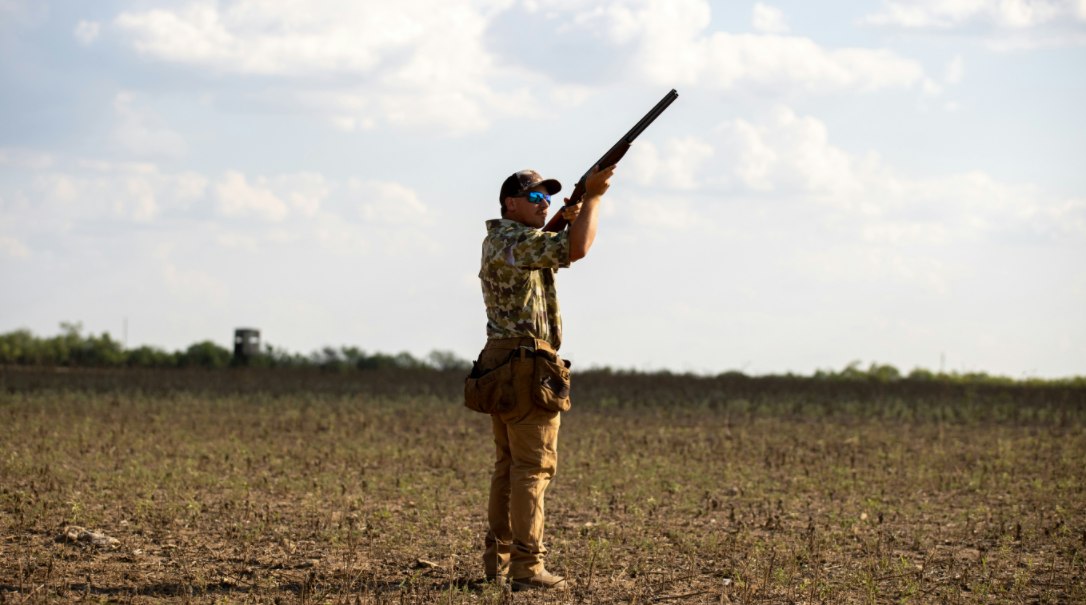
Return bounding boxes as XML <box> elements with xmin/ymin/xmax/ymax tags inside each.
<box><xmin>816</xmin><ymin>361</ymin><xmax>900</xmax><ymax>382</ymax></box>
<box><xmin>0</xmin><ymin>329</ymin><xmax>35</xmax><ymax>364</ymax></box>
<box><xmin>126</xmin><ymin>345</ymin><xmax>178</xmax><ymax>368</ymax></box>
<box><xmin>867</xmin><ymin>363</ymin><xmax>901</xmax><ymax>382</ymax></box>
<box><xmin>839</xmin><ymin>360</ymin><xmax>867</xmax><ymax>380</ymax></box>
<box><xmin>355</xmin><ymin>352</ymin><xmax>388</xmax><ymax>370</ymax></box>
<box><xmin>48</xmin><ymin>322</ymin><xmax>81</xmax><ymax>364</ymax></box>
<box><xmin>311</xmin><ymin>346</ymin><xmax>345</xmax><ymax>371</ymax></box>
<box><xmin>340</xmin><ymin>346</ymin><xmax>366</xmax><ymax>367</ymax></box>
<box><xmin>75</xmin><ymin>331</ymin><xmax>125</xmax><ymax>366</ymax></box>
<box><xmin>181</xmin><ymin>341</ymin><xmax>231</xmax><ymax>368</ymax></box>
<box><xmin>716</xmin><ymin>370</ymin><xmax>749</xmax><ymax>380</ymax></box>
<box><xmin>255</xmin><ymin>343</ymin><xmax>305</xmax><ymax>368</ymax></box>
<box><xmin>908</xmin><ymin>367</ymin><xmax>937</xmax><ymax>381</ymax></box>
<box><xmin>427</xmin><ymin>349</ymin><xmax>470</xmax><ymax>371</ymax></box>
<box><xmin>393</xmin><ymin>351</ymin><xmax>423</xmax><ymax>369</ymax></box>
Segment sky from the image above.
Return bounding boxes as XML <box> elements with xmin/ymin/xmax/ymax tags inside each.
<box><xmin>1</xmin><ymin>0</ymin><xmax>1084</xmax><ymax>378</ymax></box>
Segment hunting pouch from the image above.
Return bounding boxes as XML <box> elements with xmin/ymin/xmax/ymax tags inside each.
<box><xmin>464</xmin><ymin>357</ymin><xmax>517</xmax><ymax>414</ymax></box>
<box><xmin>529</xmin><ymin>349</ymin><xmax>572</xmax><ymax>413</ymax></box>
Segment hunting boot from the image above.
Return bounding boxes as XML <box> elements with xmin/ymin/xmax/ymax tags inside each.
<box><xmin>512</xmin><ymin>570</ymin><xmax>568</xmax><ymax>591</ymax></box>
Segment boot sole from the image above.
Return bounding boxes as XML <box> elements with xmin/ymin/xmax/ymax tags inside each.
<box><xmin>511</xmin><ymin>579</ymin><xmax>568</xmax><ymax>592</ymax></box>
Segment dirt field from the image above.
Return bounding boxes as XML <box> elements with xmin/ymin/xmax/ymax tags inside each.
<box><xmin>1</xmin><ymin>368</ymin><xmax>1083</xmax><ymax>603</ymax></box>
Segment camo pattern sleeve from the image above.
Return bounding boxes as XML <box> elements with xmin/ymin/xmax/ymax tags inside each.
<box><xmin>479</xmin><ymin>219</ymin><xmax>570</xmax><ymax>349</ymax></box>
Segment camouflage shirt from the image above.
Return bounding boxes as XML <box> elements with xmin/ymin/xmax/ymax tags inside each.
<box><xmin>480</xmin><ymin>219</ymin><xmax>571</xmax><ymax>349</ymax></box>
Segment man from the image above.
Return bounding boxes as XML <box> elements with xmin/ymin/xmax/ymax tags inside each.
<box><xmin>474</xmin><ymin>165</ymin><xmax>614</xmax><ymax>591</ymax></box>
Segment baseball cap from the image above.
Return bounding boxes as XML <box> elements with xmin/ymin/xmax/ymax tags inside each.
<box><xmin>498</xmin><ymin>169</ymin><xmax>562</xmax><ymax>202</ymax></box>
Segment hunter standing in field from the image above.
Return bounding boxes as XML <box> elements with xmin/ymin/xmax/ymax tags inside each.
<box><xmin>465</xmin><ymin>165</ymin><xmax>614</xmax><ymax>591</ymax></box>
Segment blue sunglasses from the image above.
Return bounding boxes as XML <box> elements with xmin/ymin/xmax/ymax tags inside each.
<box><xmin>524</xmin><ymin>191</ymin><xmax>551</xmax><ymax>205</ymax></box>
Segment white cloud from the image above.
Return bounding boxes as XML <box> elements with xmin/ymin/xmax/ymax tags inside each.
<box><xmin>0</xmin><ymin>148</ymin><xmax>54</xmax><ymax>170</ymax></box>
<box><xmin>214</xmin><ymin>231</ymin><xmax>259</xmax><ymax>252</ymax></box>
<box><xmin>270</xmin><ymin>172</ymin><xmax>329</xmax><ymax>218</ymax></box>
<box><xmin>861</xmin><ymin>222</ymin><xmax>950</xmax><ymax>246</ymax></box>
<box><xmin>863</xmin><ymin>0</ymin><xmax>1086</xmax><ymax>47</ymax></box>
<box><xmin>0</xmin><ymin>235</ymin><xmax>30</xmax><ymax>259</ymax></box>
<box><xmin>0</xmin><ymin>0</ymin><xmax>46</xmax><ymax>25</ymax></box>
<box><xmin>116</xmin><ymin>176</ymin><xmax>158</xmax><ymax>222</ymax></box>
<box><xmin>113</xmin><ymin>92</ymin><xmax>187</xmax><ymax>158</ymax></box>
<box><xmin>108</xmin><ymin>0</ymin><xmax>942</xmax><ymax>136</ymax></box>
<box><xmin>630</xmin><ymin>106</ymin><xmax>1084</xmax><ymax>250</ymax></box>
<box><xmin>115</xmin><ymin>1</ymin><xmax>433</xmax><ymax>76</ymax></box>
<box><xmin>214</xmin><ymin>171</ymin><xmax>289</xmax><ymax>222</ymax></box>
<box><xmin>866</xmin><ymin>0</ymin><xmax>1057</xmax><ymax>28</ymax></box>
<box><xmin>619</xmin><ymin>195</ymin><xmax>702</xmax><ymax>231</ymax></box>
<box><xmin>701</xmin><ymin>107</ymin><xmax>866</xmax><ymax>199</ymax></box>
<box><xmin>17</xmin><ymin>161</ymin><xmax>206</xmax><ymax>224</ymax></box>
<box><xmin>42</xmin><ymin>173</ymin><xmax>80</xmax><ymax>204</ymax></box>
<box><xmin>74</xmin><ymin>20</ymin><xmax>100</xmax><ymax>45</ymax></box>
<box><xmin>161</xmin><ymin>261</ymin><xmax>229</xmax><ymax>305</ymax></box>
<box><xmin>308</xmin><ymin>212</ymin><xmax>371</xmax><ymax>254</ymax></box>
<box><xmin>944</xmin><ymin>55</ymin><xmax>965</xmax><ymax>84</ymax></box>
<box><xmin>752</xmin><ymin>2</ymin><xmax>789</xmax><ymax>34</ymax></box>
<box><xmin>31</xmin><ymin>163</ymin><xmax>208</xmax><ymax>219</ymax></box>
<box><xmin>349</xmin><ymin>179</ymin><xmax>430</xmax><ymax>224</ymax></box>
<box><xmin>723</xmin><ymin>119</ymin><xmax>778</xmax><ymax>191</ymax></box>
<box><xmin>174</xmin><ymin>171</ymin><xmax>211</xmax><ymax>205</ymax></box>
<box><xmin>625</xmin><ymin>136</ymin><xmax>715</xmax><ymax>190</ymax></box>
<box><xmin>608</xmin><ymin>107</ymin><xmax>1085</xmax><ymax>317</ymax></box>
<box><xmin>1051</xmin><ymin>197</ymin><xmax>1086</xmax><ymax>232</ymax></box>
<box><xmin>795</xmin><ymin>245</ymin><xmax>953</xmax><ymax>294</ymax></box>
<box><xmin>553</xmin><ymin>0</ymin><xmax>936</xmax><ymax>94</ymax></box>
<box><xmin>1</xmin><ymin>154</ymin><xmax>433</xmax><ymax>255</ymax></box>
<box><xmin>112</xmin><ymin>0</ymin><xmax>535</xmax><ymax>135</ymax></box>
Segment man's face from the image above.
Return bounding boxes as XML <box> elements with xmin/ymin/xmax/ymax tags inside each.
<box><xmin>504</xmin><ymin>184</ymin><xmax>551</xmax><ymax>229</ymax></box>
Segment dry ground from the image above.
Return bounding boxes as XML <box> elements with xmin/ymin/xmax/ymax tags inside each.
<box><xmin>1</xmin><ymin>368</ymin><xmax>1083</xmax><ymax>603</ymax></box>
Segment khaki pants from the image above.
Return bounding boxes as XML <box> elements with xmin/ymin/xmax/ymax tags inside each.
<box><xmin>478</xmin><ymin>338</ymin><xmax>561</xmax><ymax>579</ymax></box>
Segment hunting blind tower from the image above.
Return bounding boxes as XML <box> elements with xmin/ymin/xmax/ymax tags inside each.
<box><xmin>233</xmin><ymin>328</ymin><xmax>261</xmax><ymax>365</ymax></box>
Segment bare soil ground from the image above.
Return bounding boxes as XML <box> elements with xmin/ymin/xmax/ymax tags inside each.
<box><xmin>1</xmin><ymin>368</ymin><xmax>1083</xmax><ymax>603</ymax></box>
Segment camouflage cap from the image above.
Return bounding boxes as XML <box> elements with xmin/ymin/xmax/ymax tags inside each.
<box><xmin>499</xmin><ymin>169</ymin><xmax>562</xmax><ymax>202</ymax></box>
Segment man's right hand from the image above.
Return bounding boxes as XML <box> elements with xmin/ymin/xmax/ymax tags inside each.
<box><xmin>584</xmin><ymin>164</ymin><xmax>615</xmax><ymax>198</ymax></box>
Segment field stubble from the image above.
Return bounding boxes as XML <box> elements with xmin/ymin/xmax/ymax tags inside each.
<box><xmin>0</xmin><ymin>368</ymin><xmax>1083</xmax><ymax>604</ymax></box>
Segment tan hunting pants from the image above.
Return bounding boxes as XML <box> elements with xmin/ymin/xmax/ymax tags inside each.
<box><xmin>478</xmin><ymin>337</ymin><xmax>561</xmax><ymax>579</ymax></box>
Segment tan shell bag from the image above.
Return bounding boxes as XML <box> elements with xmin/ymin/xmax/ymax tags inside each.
<box><xmin>529</xmin><ymin>349</ymin><xmax>572</xmax><ymax>413</ymax></box>
<box><xmin>464</xmin><ymin>358</ymin><xmax>517</xmax><ymax>414</ymax></box>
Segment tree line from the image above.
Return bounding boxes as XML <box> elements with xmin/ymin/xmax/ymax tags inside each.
<box><xmin>0</xmin><ymin>323</ymin><xmax>470</xmax><ymax>371</ymax></box>
<box><xmin>1</xmin><ymin>323</ymin><xmax>1081</xmax><ymax>386</ymax></box>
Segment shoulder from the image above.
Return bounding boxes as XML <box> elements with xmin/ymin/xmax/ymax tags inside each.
<box><xmin>486</xmin><ymin>218</ymin><xmax>526</xmax><ymax>235</ymax></box>
<box><xmin>485</xmin><ymin>219</ymin><xmax>514</xmax><ymax>238</ymax></box>
<box><xmin>485</xmin><ymin>219</ymin><xmax>544</xmax><ymax>244</ymax></box>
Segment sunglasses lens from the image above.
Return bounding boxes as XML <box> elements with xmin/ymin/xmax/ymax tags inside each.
<box><xmin>527</xmin><ymin>192</ymin><xmax>550</xmax><ymax>204</ymax></box>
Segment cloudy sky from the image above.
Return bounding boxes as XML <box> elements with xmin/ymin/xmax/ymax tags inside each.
<box><xmin>2</xmin><ymin>0</ymin><xmax>1084</xmax><ymax>377</ymax></box>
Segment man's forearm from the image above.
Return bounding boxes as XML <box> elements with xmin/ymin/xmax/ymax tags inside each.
<box><xmin>568</xmin><ymin>195</ymin><xmax>600</xmax><ymax>262</ymax></box>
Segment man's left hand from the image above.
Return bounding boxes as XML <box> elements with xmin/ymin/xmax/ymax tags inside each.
<box><xmin>561</xmin><ymin>199</ymin><xmax>582</xmax><ymax>223</ymax></box>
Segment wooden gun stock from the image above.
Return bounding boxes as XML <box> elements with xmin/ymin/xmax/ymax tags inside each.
<box><xmin>543</xmin><ymin>89</ymin><xmax>679</xmax><ymax>233</ymax></box>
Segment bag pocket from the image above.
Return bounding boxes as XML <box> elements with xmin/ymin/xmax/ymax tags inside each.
<box><xmin>531</xmin><ymin>351</ymin><xmax>572</xmax><ymax>413</ymax></box>
<box><xmin>464</xmin><ymin>359</ymin><xmax>516</xmax><ymax>414</ymax></box>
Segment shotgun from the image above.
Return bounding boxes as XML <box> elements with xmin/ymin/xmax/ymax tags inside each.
<box><xmin>543</xmin><ymin>89</ymin><xmax>679</xmax><ymax>233</ymax></box>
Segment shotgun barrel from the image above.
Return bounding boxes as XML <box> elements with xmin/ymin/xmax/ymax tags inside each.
<box><xmin>543</xmin><ymin>89</ymin><xmax>679</xmax><ymax>233</ymax></box>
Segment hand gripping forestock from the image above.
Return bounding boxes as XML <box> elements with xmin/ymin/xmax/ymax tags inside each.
<box><xmin>542</xmin><ymin>89</ymin><xmax>679</xmax><ymax>233</ymax></box>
